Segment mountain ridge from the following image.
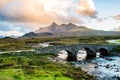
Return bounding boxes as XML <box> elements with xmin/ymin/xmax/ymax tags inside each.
<box><xmin>35</xmin><ymin>23</ymin><xmax>94</xmax><ymax>33</ymax></box>
<box><xmin>22</xmin><ymin>23</ymin><xmax>120</xmax><ymax>38</ymax></box>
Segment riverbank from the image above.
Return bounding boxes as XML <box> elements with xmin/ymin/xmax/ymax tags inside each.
<box><xmin>0</xmin><ymin>52</ymin><xmax>96</xmax><ymax>80</ymax></box>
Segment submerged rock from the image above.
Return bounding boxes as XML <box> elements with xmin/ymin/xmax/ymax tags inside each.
<box><xmin>112</xmin><ymin>75</ymin><xmax>120</xmax><ymax>80</ymax></box>
<box><xmin>105</xmin><ymin>64</ymin><xmax>110</xmax><ymax>68</ymax></box>
<box><xmin>105</xmin><ymin>58</ymin><xmax>114</xmax><ymax>61</ymax></box>
<box><xmin>95</xmin><ymin>65</ymin><xmax>99</xmax><ymax>68</ymax></box>
<box><xmin>114</xmin><ymin>68</ymin><xmax>120</xmax><ymax>72</ymax></box>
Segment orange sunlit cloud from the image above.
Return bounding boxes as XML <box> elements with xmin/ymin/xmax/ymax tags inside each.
<box><xmin>0</xmin><ymin>0</ymin><xmax>95</xmax><ymax>25</ymax></box>
<box><xmin>77</xmin><ymin>0</ymin><xmax>96</xmax><ymax>17</ymax></box>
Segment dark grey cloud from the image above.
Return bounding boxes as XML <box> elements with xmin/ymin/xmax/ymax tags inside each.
<box><xmin>0</xmin><ymin>10</ymin><xmax>27</xmax><ymax>23</ymax></box>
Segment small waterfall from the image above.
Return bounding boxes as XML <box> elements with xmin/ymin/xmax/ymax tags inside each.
<box><xmin>96</xmin><ymin>52</ymin><xmax>100</xmax><ymax>58</ymax></box>
<box><xmin>57</xmin><ymin>50</ymin><xmax>68</xmax><ymax>60</ymax></box>
<box><xmin>77</xmin><ymin>50</ymin><xmax>87</xmax><ymax>61</ymax></box>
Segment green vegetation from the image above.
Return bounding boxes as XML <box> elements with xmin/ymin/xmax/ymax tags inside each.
<box><xmin>0</xmin><ymin>53</ymin><xmax>96</xmax><ymax>80</ymax></box>
<box><xmin>1</xmin><ymin>36</ymin><xmax>120</xmax><ymax>51</ymax></box>
<box><xmin>0</xmin><ymin>36</ymin><xmax>120</xmax><ymax>80</ymax></box>
<box><xmin>116</xmin><ymin>40</ymin><xmax>120</xmax><ymax>42</ymax></box>
<box><xmin>1</xmin><ymin>36</ymin><xmax>120</xmax><ymax>57</ymax></box>
<box><xmin>0</xmin><ymin>37</ymin><xmax>30</xmax><ymax>51</ymax></box>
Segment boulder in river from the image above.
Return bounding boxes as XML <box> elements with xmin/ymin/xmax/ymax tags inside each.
<box><xmin>105</xmin><ymin>64</ymin><xmax>110</xmax><ymax>68</ymax></box>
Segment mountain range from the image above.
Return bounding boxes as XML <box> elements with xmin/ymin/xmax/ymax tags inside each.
<box><xmin>22</xmin><ymin>23</ymin><xmax>120</xmax><ymax>38</ymax></box>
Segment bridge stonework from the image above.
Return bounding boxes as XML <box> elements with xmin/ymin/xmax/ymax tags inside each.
<box><xmin>35</xmin><ymin>44</ymin><xmax>118</xmax><ymax>55</ymax></box>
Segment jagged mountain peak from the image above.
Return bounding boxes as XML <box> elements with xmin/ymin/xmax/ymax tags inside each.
<box><xmin>23</xmin><ymin>23</ymin><xmax>115</xmax><ymax>38</ymax></box>
<box><xmin>50</xmin><ymin>22</ymin><xmax>58</xmax><ymax>27</ymax></box>
<box><xmin>68</xmin><ymin>23</ymin><xmax>76</xmax><ymax>26</ymax></box>
<box><xmin>59</xmin><ymin>23</ymin><xmax>76</xmax><ymax>26</ymax></box>
<box><xmin>35</xmin><ymin>23</ymin><xmax>93</xmax><ymax>33</ymax></box>
<box><xmin>22</xmin><ymin>23</ymin><xmax>120</xmax><ymax>38</ymax></box>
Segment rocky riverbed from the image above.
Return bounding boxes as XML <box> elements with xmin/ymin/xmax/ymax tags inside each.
<box><xmin>73</xmin><ymin>56</ymin><xmax>120</xmax><ymax>80</ymax></box>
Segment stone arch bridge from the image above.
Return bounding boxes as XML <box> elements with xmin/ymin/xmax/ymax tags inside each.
<box><xmin>36</xmin><ymin>44</ymin><xmax>118</xmax><ymax>58</ymax></box>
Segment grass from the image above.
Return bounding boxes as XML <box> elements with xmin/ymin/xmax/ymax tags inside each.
<box><xmin>1</xmin><ymin>36</ymin><xmax>120</xmax><ymax>51</ymax></box>
<box><xmin>0</xmin><ymin>53</ymin><xmax>96</xmax><ymax>80</ymax></box>
<box><xmin>116</xmin><ymin>40</ymin><xmax>120</xmax><ymax>42</ymax></box>
<box><xmin>0</xmin><ymin>36</ymin><xmax>120</xmax><ymax>79</ymax></box>
<box><xmin>0</xmin><ymin>36</ymin><xmax>119</xmax><ymax>80</ymax></box>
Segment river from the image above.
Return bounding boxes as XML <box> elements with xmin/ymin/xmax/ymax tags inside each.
<box><xmin>72</xmin><ymin>39</ymin><xmax>120</xmax><ymax>80</ymax></box>
<box><xmin>73</xmin><ymin>56</ymin><xmax>120</xmax><ymax>80</ymax></box>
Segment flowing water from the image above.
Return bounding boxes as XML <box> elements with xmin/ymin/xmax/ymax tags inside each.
<box><xmin>57</xmin><ymin>47</ymin><xmax>120</xmax><ymax>80</ymax></box>
<box><xmin>73</xmin><ymin>56</ymin><xmax>120</xmax><ymax>80</ymax></box>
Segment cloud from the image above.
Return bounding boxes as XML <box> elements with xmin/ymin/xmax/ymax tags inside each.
<box><xmin>2</xmin><ymin>0</ymin><xmax>115</xmax><ymax>37</ymax></box>
<box><xmin>0</xmin><ymin>0</ymin><xmax>96</xmax><ymax>25</ymax></box>
<box><xmin>113</xmin><ymin>14</ymin><xmax>120</xmax><ymax>20</ymax></box>
<box><xmin>0</xmin><ymin>30</ymin><xmax>24</xmax><ymax>36</ymax></box>
<box><xmin>86</xmin><ymin>17</ymin><xmax>120</xmax><ymax>31</ymax></box>
<box><xmin>77</xmin><ymin>0</ymin><xmax>96</xmax><ymax>17</ymax></box>
<box><xmin>0</xmin><ymin>0</ymin><xmax>12</xmax><ymax>8</ymax></box>
<box><xmin>0</xmin><ymin>0</ymin><xmax>76</xmax><ymax>24</ymax></box>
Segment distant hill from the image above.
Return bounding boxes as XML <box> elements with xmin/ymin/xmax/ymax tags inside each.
<box><xmin>22</xmin><ymin>32</ymin><xmax>38</xmax><ymax>37</ymax></box>
<box><xmin>0</xmin><ymin>36</ymin><xmax>18</xmax><ymax>38</ymax></box>
<box><xmin>22</xmin><ymin>23</ymin><xmax>120</xmax><ymax>38</ymax></box>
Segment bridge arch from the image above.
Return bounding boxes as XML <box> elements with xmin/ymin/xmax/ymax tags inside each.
<box><xmin>83</xmin><ymin>47</ymin><xmax>96</xmax><ymax>59</ymax></box>
<box><xmin>57</xmin><ymin>49</ymin><xmax>76</xmax><ymax>61</ymax></box>
<box><xmin>65</xmin><ymin>50</ymin><xmax>77</xmax><ymax>61</ymax></box>
<box><xmin>98</xmin><ymin>48</ymin><xmax>109</xmax><ymax>56</ymax></box>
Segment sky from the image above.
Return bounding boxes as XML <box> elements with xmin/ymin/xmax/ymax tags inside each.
<box><xmin>0</xmin><ymin>0</ymin><xmax>120</xmax><ymax>36</ymax></box>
